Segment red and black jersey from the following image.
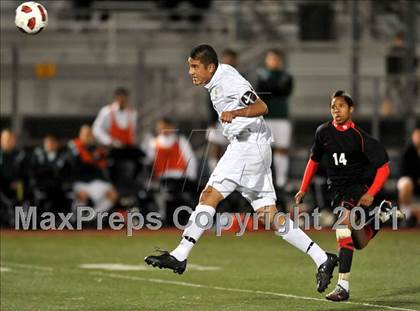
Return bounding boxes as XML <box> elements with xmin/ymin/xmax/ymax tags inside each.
<box><xmin>310</xmin><ymin>121</ymin><xmax>389</xmax><ymax>188</ymax></box>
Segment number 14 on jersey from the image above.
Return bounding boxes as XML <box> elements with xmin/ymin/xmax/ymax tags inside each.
<box><xmin>332</xmin><ymin>153</ymin><xmax>347</xmax><ymax>166</ymax></box>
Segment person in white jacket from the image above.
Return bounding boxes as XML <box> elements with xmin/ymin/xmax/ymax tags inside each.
<box><xmin>145</xmin><ymin>118</ymin><xmax>197</xmax><ymax>225</ymax></box>
<box><xmin>93</xmin><ymin>87</ymin><xmax>137</xmax><ymax>148</ymax></box>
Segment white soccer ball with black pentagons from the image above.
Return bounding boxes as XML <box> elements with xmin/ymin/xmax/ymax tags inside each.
<box><xmin>15</xmin><ymin>2</ymin><xmax>48</xmax><ymax>34</ymax></box>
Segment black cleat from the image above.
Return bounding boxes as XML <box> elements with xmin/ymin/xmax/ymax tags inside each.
<box><xmin>316</xmin><ymin>252</ymin><xmax>338</xmax><ymax>293</ymax></box>
<box><xmin>144</xmin><ymin>248</ymin><xmax>187</xmax><ymax>274</ymax></box>
<box><xmin>326</xmin><ymin>284</ymin><xmax>350</xmax><ymax>301</ymax></box>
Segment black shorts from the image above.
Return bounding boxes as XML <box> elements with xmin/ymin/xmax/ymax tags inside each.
<box><xmin>328</xmin><ymin>184</ymin><xmax>384</xmax><ymax>237</ymax></box>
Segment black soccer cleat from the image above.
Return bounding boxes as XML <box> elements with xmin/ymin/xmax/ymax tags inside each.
<box><xmin>144</xmin><ymin>248</ymin><xmax>187</xmax><ymax>275</ymax></box>
<box><xmin>325</xmin><ymin>284</ymin><xmax>350</xmax><ymax>301</ymax></box>
<box><xmin>316</xmin><ymin>252</ymin><xmax>339</xmax><ymax>293</ymax></box>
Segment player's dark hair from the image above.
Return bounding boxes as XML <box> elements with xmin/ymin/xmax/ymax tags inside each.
<box><xmin>44</xmin><ymin>134</ymin><xmax>58</xmax><ymax>140</ymax></box>
<box><xmin>114</xmin><ymin>87</ymin><xmax>129</xmax><ymax>97</ymax></box>
<box><xmin>222</xmin><ymin>48</ymin><xmax>238</xmax><ymax>59</ymax></box>
<box><xmin>190</xmin><ymin>44</ymin><xmax>218</xmax><ymax>68</ymax></box>
<box><xmin>159</xmin><ymin>117</ymin><xmax>175</xmax><ymax>126</ymax></box>
<box><xmin>332</xmin><ymin>90</ymin><xmax>354</xmax><ymax>107</ymax></box>
<box><xmin>266</xmin><ymin>48</ymin><xmax>284</xmax><ymax>60</ymax></box>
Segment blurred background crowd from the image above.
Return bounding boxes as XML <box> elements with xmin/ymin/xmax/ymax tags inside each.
<box><xmin>1</xmin><ymin>0</ymin><xmax>419</xmax><ymax>228</ymax></box>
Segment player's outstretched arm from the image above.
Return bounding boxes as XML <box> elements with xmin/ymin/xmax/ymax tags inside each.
<box><xmin>220</xmin><ymin>99</ymin><xmax>268</xmax><ymax>123</ymax></box>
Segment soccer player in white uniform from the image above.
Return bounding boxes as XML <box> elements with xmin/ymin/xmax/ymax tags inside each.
<box><xmin>145</xmin><ymin>45</ymin><xmax>338</xmax><ymax>293</ymax></box>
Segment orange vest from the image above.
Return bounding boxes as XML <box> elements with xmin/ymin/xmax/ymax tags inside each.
<box><xmin>153</xmin><ymin>138</ymin><xmax>187</xmax><ymax>178</ymax></box>
<box><xmin>110</xmin><ymin>109</ymin><xmax>134</xmax><ymax>145</ymax></box>
<box><xmin>72</xmin><ymin>138</ymin><xmax>107</xmax><ymax>169</ymax></box>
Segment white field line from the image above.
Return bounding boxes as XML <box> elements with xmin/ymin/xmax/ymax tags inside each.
<box><xmin>79</xmin><ymin>263</ymin><xmax>221</xmax><ymax>271</ymax></box>
<box><xmin>3</xmin><ymin>262</ymin><xmax>53</xmax><ymax>271</ymax></box>
<box><xmin>2</xmin><ymin>262</ymin><xmax>416</xmax><ymax>311</ymax></box>
<box><xmin>80</xmin><ymin>263</ymin><xmax>149</xmax><ymax>271</ymax></box>
<box><xmin>91</xmin><ymin>271</ymin><xmax>418</xmax><ymax>311</ymax></box>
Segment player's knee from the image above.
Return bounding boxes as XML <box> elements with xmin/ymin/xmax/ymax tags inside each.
<box><xmin>351</xmin><ymin>231</ymin><xmax>363</xmax><ymax>250</ymax></box>
<box><xmin>199</xmin><ymin>186</ymin><xmax>223</xmax><ymax>207</ymax></box>
<box><xmin>256</xmin><ymin>205</ymin><xmax>279</xmax><ymax>226</ymax></box>
<box><xmin>352</xmin><ymin>226</ymin><xmax>374</xmax><ymax>250</ymax></box>
<box><xmin>256</xmin><ymin>207</ymin><xmax>270</xmax><ymax>225</ymax></box>
<box><xmin>352</xmin><ymin>232</ymin><xmax>370</xmax><ymax>250</ymax></box>
<box><xmin>353</xmin><ymin>239</ymin><xmax>365</xmax><ymax>250</ymax></box>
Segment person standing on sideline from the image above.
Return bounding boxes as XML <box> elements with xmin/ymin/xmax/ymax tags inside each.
<box><xmin>93</xmin><ymin>87</ymin><xmax>144</xmax><ymax>184</ymax></box>
<box><xmin>93</xmin><ymin>87</ymin><xmax>137</xmax><ymax>148</ymax></box>
<box><xmin>257</xmin><ymin>49</ymin><xmax>294</xmax><ymax>190</ymax></box>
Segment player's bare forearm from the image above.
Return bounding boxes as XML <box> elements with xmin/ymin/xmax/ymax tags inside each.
<box><xmin>358</xmin><ymin>162</ymin><xmax>390</xmax><ymax>207</ymax></box>
<box><xmin>235</xmin><ymin>99</ymin><xmax>268</xmax><ymax>118</ymax></box>
<box><xmin>220</xmin><ymin>99</ymin><xmax>268</xmax><ymax>123</ymax></box>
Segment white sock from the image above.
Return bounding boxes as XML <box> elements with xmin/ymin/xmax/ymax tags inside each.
<box><xmin>338</xmin><ymin>279</ymin><xmax>349</xmax><ymax>291</ymax></box>
<box><xmin>279</xmin><ymin>219</ymin><xmax>328</xmax><ymax>268</ymax></box>
<box><xmin>171</xmin><ymin>204</ymin><xmax>216</xmax><ymax>261</ymax></box>
<box><xmin>273</xmin><ymin>153</ymin><xmax>289</xmax><ymax>188</ymax></box>
<box><xmin>307</xmin><ymin>243</ymin><xmax>328</xmax><ymax>268</ymax></box>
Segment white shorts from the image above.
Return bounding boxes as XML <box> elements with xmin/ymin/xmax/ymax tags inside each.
<box><xmin>265</xmin><ymin>119</ymin><xmax>292</xmax><ymax>148</ymax></box>
<box><xmin>73</xmin><ymin>179</ymin><xmax>113</xmax><ymax>204</ymax></box>
<box><xmin>206</xmin><ymin>136</ymin><xmax>276</xmax><ymax>211</ymax></box>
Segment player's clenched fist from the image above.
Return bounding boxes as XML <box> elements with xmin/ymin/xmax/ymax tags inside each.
<box><xmin>357</xmin><ymin>193</ymin><xmax>374</xmax><ymax>207</ymax></box>
<box><xmin>220</xmin><ymin>110</ymin><xmax>237</xmax><ymax>123</ymax></box>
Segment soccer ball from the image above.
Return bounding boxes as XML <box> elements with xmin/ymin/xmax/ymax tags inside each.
<box><xmin>15</xmin><ymin>2</ymin><xmax>48</xmax><ymax>34</ymax></box>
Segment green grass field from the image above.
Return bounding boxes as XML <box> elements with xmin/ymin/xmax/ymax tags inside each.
<box><xmin>1</xmin><ymin>229</ymin><xmax>419</xmax><ymax>311</ymax></box>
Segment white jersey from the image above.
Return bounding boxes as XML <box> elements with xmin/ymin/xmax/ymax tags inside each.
<box><xmin>92</xmin><ymin>102</ymin><xmax>137</xmax><ymax>146</ymax></box>
<box><xmin>204</xmin><ymin>64</ymin><xmax>272</xmax><ymax>143</ymax></box>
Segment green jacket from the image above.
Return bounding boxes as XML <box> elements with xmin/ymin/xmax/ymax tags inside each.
<box><xmin>256</xmin><ymin>68</ymin><xmax>293</xmax><ymax>119</ymax></box>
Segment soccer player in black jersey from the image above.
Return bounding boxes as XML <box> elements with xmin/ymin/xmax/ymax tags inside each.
<box><xmin>294</xmin><ymin>90</ymin><xmax>398</xmax><ymax>301</ymax></box>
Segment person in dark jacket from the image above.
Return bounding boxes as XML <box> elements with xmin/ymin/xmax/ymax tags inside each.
<box><xmin>29</xmin><ymin>135</ymin><xmax>67</xmax><ymax>213</ymax></box>
<box><xmin>67</xmin><ymin>125</ymin><xmax>118</xmax><ymax>217</ymax></box>
<box><xmin>257</xmin><ymin>49</ymin><xmax>294</xmax><ymax>190</ymax></box>
<box><xmin>0</xmin><ymin>129</ymin><xmax>27</xmax><ymax>226</ymax></box>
